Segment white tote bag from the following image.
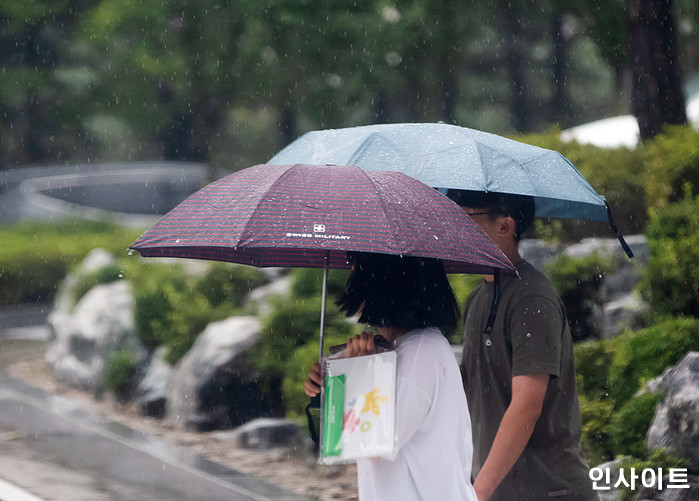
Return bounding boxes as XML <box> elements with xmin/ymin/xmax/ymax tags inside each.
<box><xmin>320</xmin><ymin>351</ymin><xmax>397</xmax><ymax>464</ymax></box>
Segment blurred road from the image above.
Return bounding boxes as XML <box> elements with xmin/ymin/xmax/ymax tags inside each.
<box><xmin>0</xmin><ymin>329</ymin><xmax>309</xmax><ymax>501</ymax></box>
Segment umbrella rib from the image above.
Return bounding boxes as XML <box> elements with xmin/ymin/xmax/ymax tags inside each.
<box><xmin>361</xmin><ymin>172</ymin><xmax>406</xmax><ymax>253</ymax></box>
<box><xmin>234</xmin><ymin>166</ymin><xmax>300</xmax><ymax>247</ymax></box>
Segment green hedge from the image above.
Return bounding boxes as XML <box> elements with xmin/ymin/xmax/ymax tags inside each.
<box><xmin>575</xmin><ymin>317</ymin><xmax>699</xmax><ymax>465</ymax></box>
<box><xmin>641</xmin><ymin>189</ymin><xmax>699</xmax><ymax>318</ymax></box>
<box><xmin>0</xmin><ymin>220</ymin><xmax>141</xmax><ymax>306</ymax></box>
<box><xmin>608</xmin><ymin>316</ymin><xmax>699</xmax><ymax>406</ymax></box>
<box><xmin>128</xmin><ymin>260</ymin><xmax>267</xmax><ymax>365</ymax></box>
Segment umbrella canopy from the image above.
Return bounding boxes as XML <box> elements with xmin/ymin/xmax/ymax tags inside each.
<box><xmin>130</xmin><ymin>163</ymin><xmax>515</xmax><ymax>276</ymax></box>
<box><xmin>269</xmin><ymin>123</ymin><xmax>633</xmax><ymax>257</ymax></box>
<box><xmin>131</xmin><ymin>163</ymin><xmax>515</xmax><ymax>361</ymax></box>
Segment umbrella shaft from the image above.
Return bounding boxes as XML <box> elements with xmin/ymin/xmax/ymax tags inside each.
<box><xmin>318</xmin><ymin>253</ymin><xmax>329</xmax><ymax>365</ymax></box>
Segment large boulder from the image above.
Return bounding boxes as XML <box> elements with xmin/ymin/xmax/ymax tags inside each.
<box><xmin>46</xmin><ymin>280</ymin><xmax>146</xmax><ymax>391</ymax></box>
<box><xmin>166</xmin><ymin>316</ymin><xmax>267</xmax><ymax>431</ymax></box>
<box><xmin>646</xmin><ymin>352</ymin><xmax>699</xmax><ymax>471</ymax></box>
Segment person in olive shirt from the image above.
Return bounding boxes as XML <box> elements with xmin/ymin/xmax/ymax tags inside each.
<box><xmin>449</xmin><ymin>191</ymin><xmax>597</xmax><ymax>501</ymax></box>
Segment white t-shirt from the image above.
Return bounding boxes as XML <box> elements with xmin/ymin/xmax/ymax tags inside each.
<box><xmin>356</xmin><ymin>327</ymin><xmax>478</xmax><ymax>501</ymax></box>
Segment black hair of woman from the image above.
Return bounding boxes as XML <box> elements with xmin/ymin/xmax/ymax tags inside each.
<box><xmin>337</xmin><ymin>252</ymin><xmax>459</xmax><ymax>333</ymax></box>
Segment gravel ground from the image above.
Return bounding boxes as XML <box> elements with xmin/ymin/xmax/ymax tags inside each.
<box><xmin>1</xmin><ymin>338</ymin><xmax>358</xmax><ymax>501</ymax></box>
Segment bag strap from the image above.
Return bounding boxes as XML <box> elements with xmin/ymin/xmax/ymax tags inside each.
<box><xmin>305</xmin><ymin>394</ymin><xmax>320</xmax><ymax>444</ymax></box>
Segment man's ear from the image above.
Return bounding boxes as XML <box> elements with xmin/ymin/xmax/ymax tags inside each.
<box><xmin>497</xmin><ymin>215</ymin><xmax>517</xmax><ymax>238</ymax></box>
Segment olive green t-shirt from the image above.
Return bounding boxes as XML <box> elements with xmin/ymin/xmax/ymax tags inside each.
<box><xmin>461</xmin><ymin>260</ymin><xmax>596</xmax><ymax>501</ymax></box>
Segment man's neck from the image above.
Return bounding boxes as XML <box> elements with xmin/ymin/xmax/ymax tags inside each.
<box><xmin>484</xmin><ymin>243</ymin><xmax>521</xmax><ymax>282</ymax></box>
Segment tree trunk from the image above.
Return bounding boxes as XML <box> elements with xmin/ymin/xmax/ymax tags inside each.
<box><xmin>503</xmin><ymin>0</ymin><xmax>530</xmax><ymax>133</ymax></box>
<box><xmin>550</xmin><ymin>11</ymin><xmax>571</xmax><ymax>128</ymax></box>
<box><xmin>372</xmin><ymin>89</ymin><xmax>390</xmax><ymax>124</ymax></box>
<box><xmin>440</xmin><ymin>70</ymin><xmax>457</xmax><ymax>125</ymax></box>
<box><xmin>625</xmin><ymin>0</ymin><xmax>686</xmax><ymax>140</ymax></box>
<box><xmin>279</xmin><ymin>106</ymin><xmax>298</xmax><ymax>148</ymax></box>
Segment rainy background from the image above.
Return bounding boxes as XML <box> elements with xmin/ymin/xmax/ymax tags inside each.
<box><xmin>1</xmin><ymin>1</ymin><xmax>698</xmax><ymax>500</ymax></box>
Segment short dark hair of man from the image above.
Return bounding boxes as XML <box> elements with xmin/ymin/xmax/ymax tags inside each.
<box><xmin>337</xmin><ymin>252</ymin><xmax>459</xmax><ymax>332</ymax></box>
<box><xmin>446</xmin><ymin>190</ymin><xmax>535</xmax><ymax>242</ymax></box>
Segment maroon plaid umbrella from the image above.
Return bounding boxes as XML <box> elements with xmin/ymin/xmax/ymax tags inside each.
<box><xmin>130</xmin><ymin>163</ymin><xmax>514</xmax><ymax>356</ymax></box>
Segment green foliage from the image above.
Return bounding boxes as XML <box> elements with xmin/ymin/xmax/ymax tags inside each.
<box><xmin>446</xmin><ymin>273</ymin><xmax>482</xmax><ymax>343</ymax></box>
<box><xmin>130</xmin><ymin>262</ymin><xmax>248</xmax><ymax>365</ymax></box>
<box><xmin>546</xmin><ymin>252</ymin><xmax>615</xmax><ymax>340</ymax></box>
<box><xmin>574</xmin><ymin>338</ymin><xmax>614</xmax><ymax>400</ymax></box>
<box><xmin>71</xmin><ymin>264</ymin><xmax>124</xmax><ymax>303</ymax></box>
<box><xmin>575</xmin><ymin>338</ymin><xmax>617</xmax><ymax>464</ymax></box>
<box><xmin>608</xmin><ymin>317</ymin><xmax>699</xmax><ymax>406</ymax></box>
<box><xmin>195</xmin><ymin>263</ymin><xmax>267</xmax><ymax>311</ymax></box>
<box><xmin>642</xmin><ymin>126</ymin><xmax>699</xmax><ymax>209</ymax></box>
<box><xmin>579</xmin><ymin>393</ymin><xmax>616</xmax><ymax>465</ymax></box>
<box><xmin>0</xmin><ymin>221</ymin><xmax>140</xmax><ymax>306</ymax></box>
<box><xmin>254</xmin><ymin>295</ymin><xmax>359</xmax><ymax>416</ymax></box>
<box><xmin>641</xmin><ymin>189</ymin><xmax>699</xmax><ymax>317</ymax></box>
<box><xmin>103</xmin><ymin>348</ymin><xmax>138</xmax><ymax>395</ymax></box>
<box><xmin>610</xmin><ymin>392</ymin><xmax>662</xmax><ymax>458</ymax></box>
<box><xmin>289</xmin><ymin>268</ymin><xmax>350</xmax><ymax>300</ymax></box>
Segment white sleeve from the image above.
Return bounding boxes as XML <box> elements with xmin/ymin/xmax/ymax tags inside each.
<box><xmin>392</xmin><ymin>376</ymin><xmax>432</xmax><ymax>452</ymax></box>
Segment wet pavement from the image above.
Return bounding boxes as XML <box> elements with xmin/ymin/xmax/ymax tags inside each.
<box><xmin>0</xmin><ymin>330</ymin><xmax>309</xmax><ymax>501</ymax></box>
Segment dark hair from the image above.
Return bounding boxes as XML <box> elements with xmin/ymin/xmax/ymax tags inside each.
<box><xmin>446</xmin><ymin>190</ymin><xmax>535</xmax><ymax>242</ymax></box>
<box><xmin>337</xmin><ymin>252</ymin><xmax>459</xmax><ymax>332</ymax></box>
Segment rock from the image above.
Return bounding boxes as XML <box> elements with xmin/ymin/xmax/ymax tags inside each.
<box><xmin>166</xmin><ymin>316</ymin><xmax>267</xmax><ymax>431</ymax></box>
<box><xmin>231</xmin><ymin>417</ymin><xmax>306</xmax><ymax>450</ymax></box>
<box><xmin>564</xmin><ymin>236</ymin><xmax>648</xmax><ymax>302</ymax></box>
<box><xmin>53</xmin><ymin>248</ymin><xmax>118</xmax><ymax>314</ymax></box>
<box><xmin>247</xmin><ymin>277</ymin><xmax>292</xmax><ymax>317</ymax></box>
<box><xmin>135</xmin><ymin>346</ymin><xmax>172</xmax><ymax>418</ymax></box>
<box><xmin>519</xmin><ymin>238</ymin><xmax>565</xmax><ymax>272</ymax></box>
<box><xmin>646</xmin><ymin>352</ymin><xmax>699</xmax><ymax>471</ymax></box>
<box><xmin>46</xmin><ymin>280</ymin><xmax>146</xmax><ymax>391</ymax></box>
<box><xmin>593</xmin><ymin>292</ymin><xmax>650</xmax><ymax>339</ymax></box>
<box><xmin>637</xmin><ymin>366</ymin><xmax>675</xmax><ymax>397</ymax></box>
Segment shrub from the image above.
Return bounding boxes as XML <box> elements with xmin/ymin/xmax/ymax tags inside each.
<box><xmin>610</xmin><ymin>392</ymin><xmax>662</xmax><ymax>458</ymax></box>
<box><xmin>103</xmin><ymin>348</ymin><xmax>138</xmax><ymax>399</ymax></box>
<box><xmin>0</xmin><ymin>220</ymin><xmax>140</xmax><ymax>306</ymax></box>
<box><xmin>446</xmin><ymin>273</ymin><xmax>482</xmax><ymax>343</ymax></box>
<box><xmin>195</xmin><ymin>262</ymin><xmax>266</xmax><ymax>310</ymax></box>
<box><xmin>71</xmin><ymin>264</ymin><xmax>124</xmax><ymax>303</ymax></box>
<box><xmin>129</xmin><ymin>262</ymin><xmax>225</xmax><ymax>364</ymax></box>
<box><xmin>289</xmin><ymin>267</ymin><xmax>350</xmax><ymax>299</ymax></box>
<box><xmin>254</xmin><ymin>295</ymin><xmax>359</xmax><ymax>415</ymax></box>
<box><xmin>574</xmin><ymin>338</ymin><xmax>614</xmax><ymax>400</ymax></box>
<box><xmin>641</xmin><ymin>189</ymin><xmax>699</xmax><ymax>318</ymax></box>
<box><xmin>546</xmin><ymin>253</ymin><xmax>615</xmax><ymax>340</ymax></box>
<box><xmin>579</xmin><ymin>393</ymin><xmax>616</xmax><ymax>465</ymax></box>
<box><xmin>642</xmin><ymin>126</ymin><xmax>699</xmax><ymax>209</ymax></box>
<box><xmin>608</xmin><ymin>317</ymin><xmax>699</xmax><ymax>406</ymax></box>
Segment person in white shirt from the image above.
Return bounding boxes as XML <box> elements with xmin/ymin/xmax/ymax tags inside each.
<box><xmin>305</xmin><ymin>252</ymin><xmax>478</xmax><ymax>501</ymax></box>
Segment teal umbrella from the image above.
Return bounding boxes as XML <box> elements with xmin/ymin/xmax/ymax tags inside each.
<box><xmin>270</xmin><ymin>123</ymin><xmax>632</xmax><ymax>257</ymax></box>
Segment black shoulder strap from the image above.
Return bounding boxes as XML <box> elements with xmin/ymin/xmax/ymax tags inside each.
<box><xmin>483</xmin><ymin>268</ymin><xmax>501</xmax><ymax>347</ymax></box>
